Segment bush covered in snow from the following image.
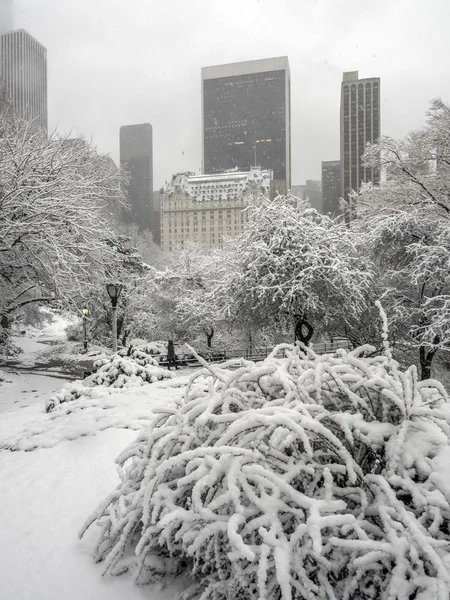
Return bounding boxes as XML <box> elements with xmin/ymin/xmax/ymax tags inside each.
<box><xmin>80</xmin><ymin>331</ymin><xmax>450</xmax><ymax>600</ymax></box>
<box><xmin>46</xmin><ymin>345</ymin><xmax>174</xmax><ymax>412</ymax></box>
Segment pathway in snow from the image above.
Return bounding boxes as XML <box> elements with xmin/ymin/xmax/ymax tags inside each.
<box><xmin>0</xmin><ymin>319</ymin><xmax>193</xmax><ymax>599</ymax></box>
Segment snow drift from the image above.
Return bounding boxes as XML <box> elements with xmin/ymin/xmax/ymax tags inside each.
<box><xmin>80</xmin><ymin>336</ymin><xmax>450</xmax><ymax>600</ymax></box>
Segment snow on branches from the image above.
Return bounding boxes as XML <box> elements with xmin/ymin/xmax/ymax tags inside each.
<box><xmin>46</xmin><ymin>345</ymin><xmax>173</xmax><ymax>412</ymax></box>
<box><xmin>211</xmin><ymin>198</ymin><xmax>373</xmax><ymax>342</ymax></box>
<box><xmin>0</xmin><ymin>113</ymin><xmax>125</xmax><ymax>323</ymax></box>
<box><xmin>80</xmin><ymin>337</ymin><xmax>450</xmax><ymax>599</ymax></box>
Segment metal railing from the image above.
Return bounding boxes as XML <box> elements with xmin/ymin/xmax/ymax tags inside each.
<box><xmin>157</xmin><ymin>339</ymin><xmax>352</xmax><ymax>368</ymax></box>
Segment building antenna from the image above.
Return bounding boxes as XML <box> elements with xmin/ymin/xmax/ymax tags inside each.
<box><xmin>254</xmin><ymin>144</ymin><xmax>257</xmax><ymax>168</ymax></box>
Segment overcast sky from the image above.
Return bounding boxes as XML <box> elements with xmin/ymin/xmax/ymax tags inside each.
<box><xmin>13</xmin><ymin>0</ymin><xmax>450</xmax><ymax>188</ymax></box>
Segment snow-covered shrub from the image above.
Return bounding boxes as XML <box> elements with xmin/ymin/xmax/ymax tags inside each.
<box><xmin>80</xmin><ymin>337</ymin><xmax>450</xmax><ymax>600</ymax></box>
<box><xmin>46</xmin><ymin>346</ymin><xmax>174</xmax><ymax>412</ymax></box>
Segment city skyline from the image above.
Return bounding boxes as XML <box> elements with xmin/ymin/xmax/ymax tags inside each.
<box><xmin>7</xmin><ymin>0</ymin><xmax>450</xmax><ymax>188</ymax></box>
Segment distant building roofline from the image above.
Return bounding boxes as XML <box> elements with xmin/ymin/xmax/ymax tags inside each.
<box><xmin>164</xmin><ymin>167</ymin><xmax>273</xmax><ymax>200</ymax></box>
<box><xmin>120</xmin><ymin>123</ymin><xmax>153</xmax><ymax>131</ymax></box>
<box><xmin>202</xmin><ymin>56</ymin><xmax>290</xmax><ymax>80</ymax></box>
<box><xmin>342</xmin><ymin>71</ymin><xmax>380</xmax><ymax>83</ymax></box>
<box><xmin>0</xmin><ymin>28</ymin><xmax>47</xmax><ymax>51</ymax></box>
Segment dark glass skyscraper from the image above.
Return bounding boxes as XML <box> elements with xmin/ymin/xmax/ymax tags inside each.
<box><xmin>120</xmin><ymin>124</ymin><xmax>155</xmax><ymax>238</ymax></box>
<box><xmin>0</xmin><ymin>28</ymin><xmax>48</xmax><ymax>130</ymax></box>
<box><xmin>322</xmin><ymin>160</ymin><xmax>341</xmax><ymax>217</ymax></box>
<box><xmin>340</xmin><ymin>71</ymin><xmax>380</xmax><ymax>218</ymax></box>
<box><xmin>202</xmin><ymin>57</ymin><xmax>291</xmax><ymax>195</ymax></box>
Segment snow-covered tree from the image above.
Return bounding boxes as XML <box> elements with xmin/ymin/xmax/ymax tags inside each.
<box><xmin>357</xmin><ymin>99</ymin><xmax>450</xmax><ymax>378</ymax></box>
<box><xmin>0</xmin><ymin>114</ymin><xmax>125</xmax><ymax>329</ymax></box>
<box><xmin>211</xmin><ymin>198</ymin><xmax>373</xmax><ymax>345</ymax></box>
<box><xmin>357</xmin><ymin>195</ymin><xmax>450</xmax><ymax>379</ymax></box>
<box><xmin>125</xmin><ymin>243</ymin><xmax>226</xmax><ymax>347</ymax></box>
<box><xmin>363</xmin><ymin>98</ymin><xmax>450</xmax><ymax>215</ymax></box>
<box><xmin>80</xmin><ymin>310</ymin><xmax>450</xmax><ymax>600</ymax></box>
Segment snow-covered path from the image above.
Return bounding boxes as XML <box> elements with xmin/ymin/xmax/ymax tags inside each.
<box><xmin>0</xmin><ymin>329</ymin><xmax>191</xmax><ymax>599</ymax></box>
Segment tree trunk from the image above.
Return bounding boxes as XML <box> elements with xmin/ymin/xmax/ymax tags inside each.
<box><xmin>122</xmin><ymin>327</ymin><xmax>130</xmax><ymax>347</ymax></box>
<box><xmin>419</xmin><ymin>342</ymin><xmax>439</xmax><ymax>381</ymax></box>
<box><xmin>204</xmin><ymin>327</ymin><xmax>214</xmax><ymax>349</ymax></box>
<box><xmin>295</xmin><ymin>316</ymin><xmax>314</xmax><ymax>346</ymax></box>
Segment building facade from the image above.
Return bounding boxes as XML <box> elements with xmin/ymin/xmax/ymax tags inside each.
<box><xmin>322</xmin><ymin>160</ymin><xmax>341</xmax><ymax>216</ymax></box>
<box><xmin>340</xmin><ymin>71</ymin><xmax>380</xmax><ymax>218</ymax></box>
<box><xmin>0</xmin><ymin>29</ymin><xmax>47</xmax><ymax>130</ymax></box>
<box><xmin>0</xmin><ymin>77</ymin><xmax>10</xmax><ymax>115</ymax></box>
<box><xmin>202</xmin><ymin>57</ymin><xmax>291</xmax><ymax>195</ymax></box>
<box><xmin>119</xmin><ymin>123</ymin><xmax>154</xmax><ymax>235</ymax></box>
<box><xmin>161</xmin><ymin>167</ymin><xmax>272</xmax><ymax>252</ymax></box>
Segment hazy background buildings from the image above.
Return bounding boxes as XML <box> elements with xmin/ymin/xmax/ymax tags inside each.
<box><xmin>322</xmin><ymin>161</ymin><xmax>341</xmax><ymax>216</ymax></box>
<box><xmin>119</xmin><ymin>123</ymin><xmax>156</xmax><ymax>239</ymax></box>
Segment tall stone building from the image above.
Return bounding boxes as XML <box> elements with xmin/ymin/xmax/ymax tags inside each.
<box><xmin>202</xmin><ymin>56</ymin><xmax>291</xmax><ymax>195</ymax></box>
<box><xmin>161</xmin><ymin>167</ymin><xmax>272</xmax><ymax>252</ymax></box>
<box><xmin>322</xmin><ymin>160</ymin><xmax>341</xmax><ymax>217</ymax></box>
<box><xmin>0</xmin><ymin>26</ymin><xmax>48</xmax><ymax>130</ymax></box>
<box><xmin>340</xmin><ymin>71</ymin><xmax>380</xmax><ymax>218</ymax></box>
<box><xmin>119</xmin><ymin>124</ymin><xmax>154</xmax><ymax>236</ymax></box>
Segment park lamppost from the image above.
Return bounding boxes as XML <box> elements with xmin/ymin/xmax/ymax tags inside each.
<box><xmin>106</xmin><ymin>283</ymin><xmax>123</xmax><ymax>353</ymax></box>
<box><xmin>82</xmin><ymin>307</ymin><xmax>89</xmax><ymax>352</ymax></box>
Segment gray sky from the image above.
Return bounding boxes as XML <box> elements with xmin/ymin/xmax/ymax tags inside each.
<box><xmin>14</xmin><ymin>0</ymin><xmax>450</xmax><ymax>188</ymax></box>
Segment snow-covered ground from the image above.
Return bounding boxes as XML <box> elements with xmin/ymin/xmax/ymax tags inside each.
<box><xmin>0</xmin><ymin>325</ymin><xmax>193</xmax><ymax>600</ymax></box>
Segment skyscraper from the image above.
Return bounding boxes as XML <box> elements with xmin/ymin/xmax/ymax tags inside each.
<box><xmin>340</xmin><ymin>71</ymin><xmax>380</xmax><ymax>217</ymax></box>
<box><xmin>119</xmin><ymin>124</ymin><xmax>155</xmax><ymax>237</ymax></box>
<box><xmin>0</xmin><ymin>0</ymin><xmax>13</xmax><ymax>35</ymax></box>
<box><xmin>322</xmin><ymin>160</ymin><xmax>341</xmax><ymax>217</ymax></box>
<box><xmin>202</xmin><ymin>56</ymin><xmax>291</xmax><ymax>195</ymax></box>
<box><xmin>0</xmin><ymin>27</ymin><xmax>48</xmax><ymax>130</ymax></box>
